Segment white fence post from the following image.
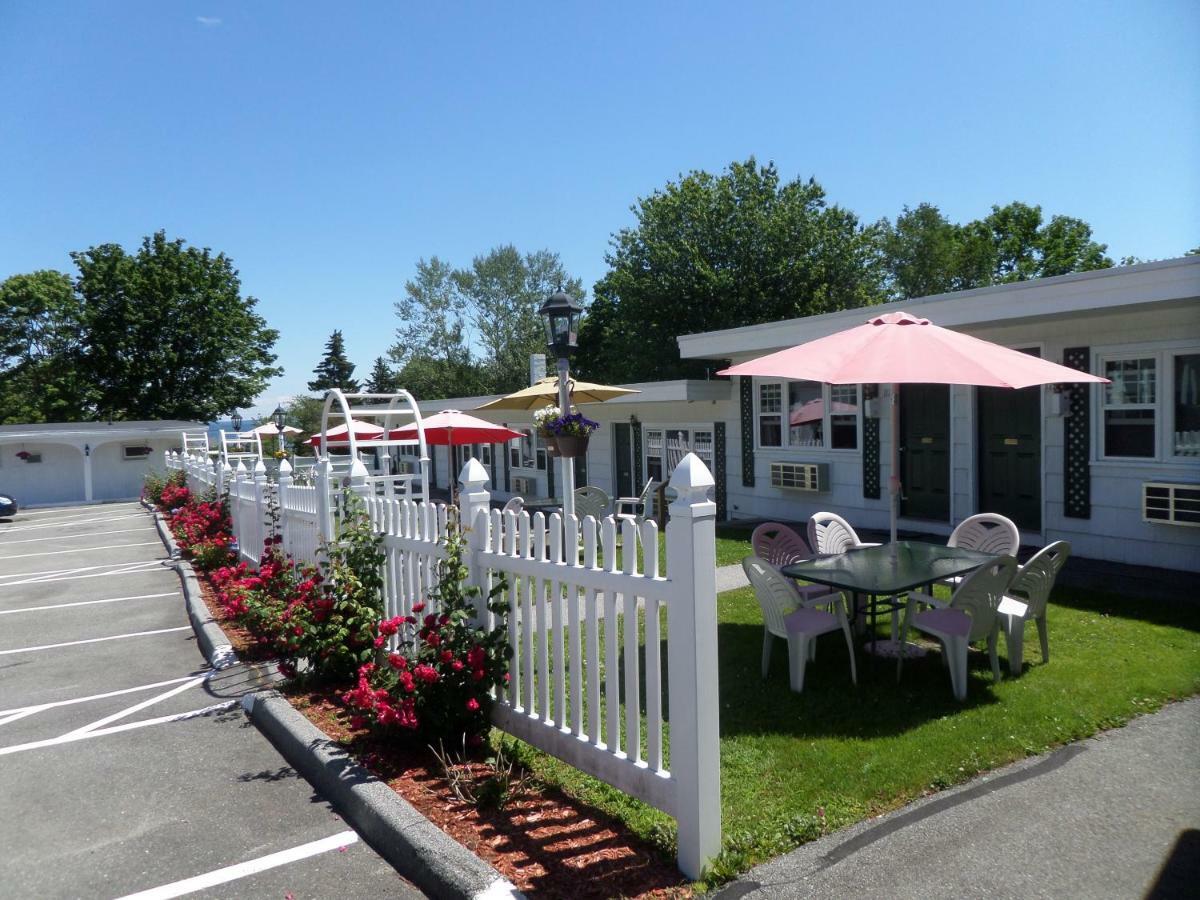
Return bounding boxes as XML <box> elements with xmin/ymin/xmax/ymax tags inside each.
<box><xmin>665</xmin><ymin>452</ymin><xmax>722</xmax><ymax>880</ymax></box>
<box><xmin>315</xmin><ymin>457</ymin><xmax>335</xmax><ymax>546</ymax></box>
<box><xmin>233</xmin><ymin>461</ymin><xmax>247</xmax><ymax>562</ymax></box>
<box><xmin>277</xmin><ymin>459</ymin><xmax>293</xmax><ymax>558</ymax></box>
<box><xmin>253</xmin><ymin>459</ymin><xmax>268</xmax><ymax>558</ymax></box>
<box><xmin>456</xmin><ymin>457</ymin><xmax>492</xmax><ymax>621</ymax></box>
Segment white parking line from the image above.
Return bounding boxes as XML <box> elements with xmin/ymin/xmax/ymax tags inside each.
<box><xmin>63</xmin><ymin>674</ymin><xmax>209</xmax><ymax>737</ymax></box>
<box><xmin>0</xmin><ymin>591</ymin><xmax>179</xmax><ymax>616</ymax></box>
<box><xmin>0</xmin><ymin>526</ymin><xmax>155</xmax><ymax>546</ymax></box>
<box><xmin>115</xmin><ymin>830</ymin><xmax>360</xmax><ymax>900</ymax></box>
<box><xmin>0</xmin><ymin>626</ymin><xmax>192</xmax><ymax>656</ymax></box>
<box><xmin>0</xmin><ymin>700</ymin><xmax>239</xmax><ymax>757</ymax></box>
<box><xmin>0</xmin><ymin>560</ymin><xmax>166</xmax><ymax>587</ymax></box>
<box><xmin>0</xmin><ymin>673</ymin><xmax>203</xmax><ymax>718</ymax></box>
<box><xmin>0</xmin><ymin>512</ymin><xmax>147</xmax><ymax>533</ymax></box>
<box><xmin>0</xmin><ymin>540</ymin><xmax>161</xmax><ymax>560</ymax></box>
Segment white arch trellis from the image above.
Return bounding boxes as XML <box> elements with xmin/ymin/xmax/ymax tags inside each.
<box><xmin>318</xmin><ymin>389</ymin><xmax>431</xmax><ymax>502</ymax></box>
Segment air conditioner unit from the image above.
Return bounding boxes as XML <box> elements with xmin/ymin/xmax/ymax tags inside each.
<box><xmin>397</xmin><ymin>459</ymin><xmax>417</xmax><ymax>474</ymax></box>
<box><xmin>1143</xmin><ymin>482</ymin><xmax>1200</xmax><ymax>527</ymax></box>
<box><xmin>770</xmin><ymin>461</ymin><xmax>829</xmax><ymax>492</ymax></box>
<box><xmin>512</xmin><ymin>476</ymin><xmax>536</xmax><ymax>496</ymax></box>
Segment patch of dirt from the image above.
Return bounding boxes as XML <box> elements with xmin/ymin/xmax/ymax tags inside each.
<box><xmin>285</xmin><ymin>683</ymin><xmax>691</xmax><ymax>900</ymax></box>
<box><xmin>193</xmin><ymin>575</ymin><xmax>277</xmax><ymax>662</ymax></box>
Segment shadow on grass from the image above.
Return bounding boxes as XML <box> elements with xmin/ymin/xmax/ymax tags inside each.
<box><xmin>1050</xmin><ymin>585</ymin><xmax>1200</xmax><ymax>633</ymax></box>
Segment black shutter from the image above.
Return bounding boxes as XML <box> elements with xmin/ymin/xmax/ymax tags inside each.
<box><xmin>633</xmin><ymin>421</ymin><xmax>643</xmax><ymax>487</ymax></box>
<box><xmin>714</xmin><ymin>421</ymin><xmax>727</xmax><ymax>520</ymax></box>
<box><xmin>546</xmin><ymin>452</ymin><xmax>555</xmax><ymax>499</ymax></box>
<box><xmin>574</xmin><ymin>451</ymin><xmax>588</xmax><ymax>486</ymax></box>
<box><xmin>1063</xmin><ymin>347</ymin><xmax>1091</xmax><ymax>519</ymax></box>
<box><xmin>491</xmin><ymin>444</ymin><xmax>498</xmax><ymax>490</ymax></box>
<box><xmin>503</xmin><ymin>426</ymin><xmax>511</xmax><ymax>493</ymax></box>
<box><xmin>863</xmin><ymin>399</ymin><xmax>881</xmax><ymax>500</ymax></box>
<box><xmin>740</xmin><ymin>377</ymin><xmax>755</xmax><ymax>487</ymax></box>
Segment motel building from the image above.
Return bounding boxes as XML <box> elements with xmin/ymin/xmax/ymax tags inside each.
<box><xmin>422</xmin><ymin>255</ymin><xmax>1200</xmax><ymax>574</ymax></box>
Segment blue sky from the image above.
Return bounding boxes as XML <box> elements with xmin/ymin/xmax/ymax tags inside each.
<box><xmin>2</xmin><ymin>1</ymin><xmax>1197</xmax><ymax>413</ymax></box>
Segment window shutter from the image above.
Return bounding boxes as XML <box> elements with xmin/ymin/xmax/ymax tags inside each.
<box><xmin>714</xmin><ymin>421</ymin><xmax>728</xmax><ymax>519</ymax></box>
<box><xmin>1064</xmin><ymin>347</ymin><xmax>1091</xmax><ymax>519</ymax></box>
<box><xmin>740</xmin><ymin>377</ymin><xmax>755</xmax><ymax>487</ymax></box>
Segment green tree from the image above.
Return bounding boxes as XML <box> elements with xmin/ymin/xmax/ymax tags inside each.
<box><xmin>308</xmin><ymin>329</ymin><xmax>359</xmax><ymax>393</ymax></box>
<box><xmin>363</xmin><ymin>356</ymin><xmax>399</xmax><ymax>394</ymax></box>
<box><xmin>0</xmin><ymin>270</ymin><xmax>92</xmax><ymax>423</ymax></box>
<box><xmin>70</xmin><ymin>231</ymin><xmax>281</xmax><ymax>422</ymax></box>
<box><xmin>454</xmin><ymin>245</ymin><xmax>583</xmax><ymax>394</ymax></box>
<box><xmin>576</xmin><ymin>159</ymin><xmax>885</xmax><ymax>382</ymax></box>
<box><xmin>285</xmin><ymin>395</ymin><xmax>325</xmax><ymax>456</ymax></box>
<box><xmin>876</xmin><ymin>204</ymin><xmax>963</xmax><ymax>299</ymax></box>
<box><xmin>390</xmin><ymin>257</ymin><xmax>487</xmax><ymax>400</ymax></box>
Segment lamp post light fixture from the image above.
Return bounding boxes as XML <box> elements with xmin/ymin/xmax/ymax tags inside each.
<box><xmin>230</xmin><ymin>411</ymin><xmax>243</xmax><ymax>432</ymax></box>
<box><xmin>272</xmin><ymin>404</ymin><xmax>288</xmax><ymax>457</ymax></box>
<box><xmin>539</xmin><ymin>289</ymin><xmax>585</xmax><ymax>518</ymax></box>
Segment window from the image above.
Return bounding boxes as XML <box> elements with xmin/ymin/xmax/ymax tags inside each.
<box><xmin>759</xmin><ymin>384</ymin><xmax>782</xmax><ymax>447</ymax></box>
<box><xmin>644</xmin><ymin>427</ymin><xmax>713</xmax><ymax>484</ymax></box>
<box><xmin>511</xmin><ymin>428</ymin><xmax>537</xmax><ymax>469</ymax></box>
<box><xmin>756</xmin><ymin>380</ymin><xmax>861</xmax><ymax>451</ymax></box>
<box><xmin>1102</xmin><ymin>357</ymin><xmax>1156</xmax><ymax>458</ymax></box>
<box><xmin>123</xmin><ymin>445</ymin><xmax>152</xmax><ymax>460</ymax></box>
<box><xmin>1174</xmin><ymin>353</ymin><xmax>1200</xmax><ymax>457</ymax></box>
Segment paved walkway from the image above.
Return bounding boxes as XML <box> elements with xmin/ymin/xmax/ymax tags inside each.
<box><xmin>0</xmin><ymin>502</ymin><xmax>423</xmax><ymax>899</ymax></box>
<box><xmin>715</xmin><ymin>698</ymin><xmax>1200</xmax><ymax>899</ymax></box>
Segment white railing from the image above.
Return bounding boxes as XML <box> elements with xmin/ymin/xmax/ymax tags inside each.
<box><xmin>163</xmin><ymin>448</ymin><xmax>721</xmax><ymax>878</ymax></box>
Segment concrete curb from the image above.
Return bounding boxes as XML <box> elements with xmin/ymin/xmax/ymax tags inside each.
<box><xmin>143</xmin><ymin>498</ymin><xmax>236</xmax><ymax>670</ymax></box>
<box><xmin>244</xmin><ymin>690</ymin><xmax>523</xmax><ymax>900</ymax></box>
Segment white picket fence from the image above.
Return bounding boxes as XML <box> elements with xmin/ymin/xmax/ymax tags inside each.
<box><xmin>164</xmin><ymin>449</ymin><xmax>721</xmax><ymax>878</ymax></box>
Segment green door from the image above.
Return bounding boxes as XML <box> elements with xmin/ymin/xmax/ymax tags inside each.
<box><xmin>978</xmin><ymin>359</ymin><xmax>1042</xmax><ymax>532</ymax></box>
<box><xmin>900</xmin><ymin>384</ymin><xmax>950</xmax><ymax>521</ymax></box>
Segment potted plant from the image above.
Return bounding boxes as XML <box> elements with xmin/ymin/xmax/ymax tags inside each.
<box><xmin>543</xmin><ymin>410</ymin><xmax>599</xmax><ymax>458</ymax></box>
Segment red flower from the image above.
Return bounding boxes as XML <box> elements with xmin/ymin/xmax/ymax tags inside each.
<box><xmin>465</xmin><ymin>697</ymin><xmax>480</xmax><ymax>712</ymax></box>
<box><xmin>411</xmin><ymin>601</ymin><xmax>426</xmax><ymax>613</ymax></box>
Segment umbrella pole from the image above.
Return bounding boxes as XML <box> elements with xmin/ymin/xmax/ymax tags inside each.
<box><xmin>889</xmin><ymin>383</ymin><xmax>900</xmax><ymax>545</ymax></box>
<box><xmin>557</xmin><ymin>358</ymin><xmax>576</xmax><ymax>519</ymax></box>
<box><xmin>448</xmin><ymin>425</ymin><xmax>455</xmax><ymax>506</ymax></box>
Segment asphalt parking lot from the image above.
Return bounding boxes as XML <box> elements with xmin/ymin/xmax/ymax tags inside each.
<box><xmin>0</xmin><ymin>501</ymin><xmax>423</xmax><ymax>899</ymax></box>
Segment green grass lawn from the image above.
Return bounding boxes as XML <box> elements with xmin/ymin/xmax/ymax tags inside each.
<box><xmin>505</xmin><ymin>581</ymin><xmax>1200</xmax><ymax>886</ymax></box>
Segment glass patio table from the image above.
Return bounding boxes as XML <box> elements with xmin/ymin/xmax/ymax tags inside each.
<box><xmin>781</xmin><ymin>541</ymin><xmax>996</xmax><ymax>657</ymax></box>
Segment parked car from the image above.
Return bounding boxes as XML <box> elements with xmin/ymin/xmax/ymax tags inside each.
<box><xmin>0</xmin><ymin>492</ymin><xmax>16</xmax><ymax>517</ymax></box>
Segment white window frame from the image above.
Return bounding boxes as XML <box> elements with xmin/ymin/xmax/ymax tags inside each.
<box><xmin>1093</xmin><ymin>342</ymin><xmax>1200</xmax><ymax>465</ymax></box>
<box><xmin>122</xmin><ymin>444</ymin><xmax>153</xmax><ymax>461</ymax></box>
<box><xmin>510</xmin><ymin>426</ymin><xmax>539</xmax><ymax>473</ymax></box>
<box><xmin>643</xmin><ymin>425</ymin><xmax>715</xmax><ymax>485</ymax></box>
<box><xmin>753</xmin><ymin>379</ymin><xmax>864</xmax><ymax>453</ymax></box>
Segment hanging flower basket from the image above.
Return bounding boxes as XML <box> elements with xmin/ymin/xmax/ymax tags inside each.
<box><xmin>552</xmin><ymin>434</ymin><xmax>590</xmax><ymax>458</ymax></box>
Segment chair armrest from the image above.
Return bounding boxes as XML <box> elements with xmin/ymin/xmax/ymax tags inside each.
<box><xmin>906</xmin><ymin>590</ymin><xmax>947</xmax><ymax>609</ymax></box>
<box><xmin>800</xmin><ymin>591</ymin><xmax>845</xmax><ymax>609</ymax></box>
<box><xmin>615</xmin><ymin>497</ymin><xmax>643</xmax><ymax>516</ymax></box>
<box><xmin>855</xmin><ymin>541</ymin><xmax>883</xmax><ymax>549</ymax></box>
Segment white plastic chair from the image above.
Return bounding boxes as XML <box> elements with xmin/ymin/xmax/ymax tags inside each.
<box><xmin>938</xmin><ymin>512</ymin><xmax>1020</xmax><ymax>590</ymax></box>
<box><xmin>1002</xmin><ymin>541</ymin><xmax>1070</xmax><ymax>675</ymax></box>
<box><xmin>501</xmin><ymin>496</ymin><xmax>524</xmax><ymax>516</ymax></box>
<box><xmin>751</xmin><ymin>522</ymin><xmax>829</xmax><ymax>604</ymax></box>
<box><xmin>615</xmin><ymin>479</ymin><xmax>657</xmax><ymax>525</ymax></box>
<box><xmin>742</xmin><ymin>556</ymin><xmax>857</xmax><ymax>693</ymax></box>
<box><xmin>573</xmin><ymin>486</ymin><xmax>611</xmax><ymax>521</ymax></box>
<box><xmin>807</xmin><ymin>512</ymin><xmax>882</xmax><ymax>556</ymax></box>
<box><xmin>897</xmin><ymin>555</ymin><xmax>1017</xmax><ymax>701</ymax></box>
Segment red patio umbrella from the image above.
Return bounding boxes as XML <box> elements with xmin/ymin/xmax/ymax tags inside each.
<box><xmin>389</xmin><ymin>410</ymin><xmax>523</xmax><ymax>501</ymax></box>
<box><xmin>308</xmin><ymin>421</ymin><xmax>385</xmax><ymax>448</ymax></box>
<box><xmin>719</xmin><ymin>310</ymin><xmax>1109</xmax><ymax>543</ymax></box>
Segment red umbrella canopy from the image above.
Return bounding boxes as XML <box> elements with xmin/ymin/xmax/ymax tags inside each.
<box><xmin>388</xmin><ymin>410</ymin><xmax>523</xmax><ymax>446</ymax></box>
<box><xmin>308</xmin><ymin>421</ymin><xmax>385</xmax><ymax>447</ymax></box>
<box><xmin>719</xmin><ymin>311</ymin><xmax>1109</xmax><ymax>388</ymax></box>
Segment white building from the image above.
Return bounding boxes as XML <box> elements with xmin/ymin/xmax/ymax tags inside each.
<box><xmin>0</xmin><ymin>421</ymin><xmax>206</xmax><ymax>507</ymax></box>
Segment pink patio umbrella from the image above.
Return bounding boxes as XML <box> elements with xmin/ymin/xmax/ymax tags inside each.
<box><xmin>720</xmin><ymin>310</ymin><xmax>1108</xmax><ymax>544</ymax></box>
<box><xmin>389</xmin><ymin>410</ymin><xmax>523</xmax><ymax>501</ymax></box>
<box><xmin>308</xmin><ymin>421</ymin><xmax>385</xmax><ymax>448</ymax></box>
<box><xmin>789</xmin><ymin>397</ymin><xmax>858</xmax><ymax>426</ymax></box>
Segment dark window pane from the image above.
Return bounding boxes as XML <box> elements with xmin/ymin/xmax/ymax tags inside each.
<box><xmin>1174</xmin><ymin>353</ymin><xmax>1200</xmax><ymax>456</ymax></box>
<box><xmin>759</xmin><ymin>415</ymin><xmax>781</xmax><ymax>447</ymax></box>
<box><xmin>831</xmin><ymin>415</ymin><xmax>858</xmax><ymax>449</ymax></box>
<box><xmin>1104</xmin><ymin>409</ymin><xmax>1155</xmax><ymax>457</ymax></box>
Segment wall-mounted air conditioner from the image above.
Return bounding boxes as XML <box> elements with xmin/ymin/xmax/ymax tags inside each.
<box><xmin>512</xmin><ymin>476</ymin><xmax>536</xmax><ymax>496</ymax></box>
<box><xmin>1143</xmin><ymin>482</ymin><xmax>1200</xmax><ymax>527</ymax></box>
<box><xmin>770</xmin><ymin>461</ymin><xmax>829</xmax><ymax>492</ymax></box>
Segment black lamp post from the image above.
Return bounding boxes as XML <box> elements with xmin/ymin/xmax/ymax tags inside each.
<box><xmin>539</xmin><ymin>290</ymin><xmax>584</xmax><ymax>517</ymax></box>
<box><xmin>272</xmin><ymin>404</ymin><xmax>287</xmax><ymax>457</ymax></box>
<box><xmin>231</xmin><ymin>411</ymin><xmax>243</xmax><ymax>432</ymax></box>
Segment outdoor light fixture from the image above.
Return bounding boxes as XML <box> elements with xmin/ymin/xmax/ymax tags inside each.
<box><xmin>539</xmin><ymin>289</ymin><xmax>583</xmax><ymax>359</ymax></box>
<box><xmin>84</xmin><ymin>443</ymin><xmax>90</xmax><ymax>457</ymax></box>
<box><xmin>272</xmin><ymin>404</ymin><xmax>286</xmax><ymax>431</ymax></box>
<box><xmin>231</xmin><ymin>411</ymin><xmax>243</xmax><ymax>432</ymax></box>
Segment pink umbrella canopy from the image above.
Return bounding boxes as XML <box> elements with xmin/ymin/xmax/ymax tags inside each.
<box><xmin>387</xmin><ymin>410</ymin><xmax>523</xmax><ymax>446</ymax></box>
<box><xmin>790</xmin><ymin>397</ymin><xmax>857</xmax><ymax>425</ymax></box>
<box><xmin>308</xmin><ymin>421</ymin><xmax>385</xmax><ymax>448</ymax></box>
<box><xmin>719</xmin><ymin>310</ymin><xmax>1108</xmax><ymax>544</ymax></box>
<box><xmin>720</xmin><ymin>311</ymin><xmax>1111</xmax><ymax>388</ymax></box>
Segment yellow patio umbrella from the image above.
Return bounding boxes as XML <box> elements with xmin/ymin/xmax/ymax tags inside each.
<box><xmin>474</xmin><ymin>376</ymin><xmax>640</xmax><ymax>411</ymax></box>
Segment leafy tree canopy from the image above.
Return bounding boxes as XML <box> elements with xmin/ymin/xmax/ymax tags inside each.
<box><xmin>575</xmin><ymin>158</ymin><xmax>885</xmax><ymax>382</ymax></box>
<box><xmin>308</xmin><ymin>329</ymin><xmax>359</xmax><ymax>393</ymax></box>
<box><xmin>2</xmin><ymin>234</ymin><xmax>280</xmax><ymax>423</ymax></box>
<box><xmin>363</xmin><ymin>356</ymin><xmax>400</xmax><ymax>394</ymax></box>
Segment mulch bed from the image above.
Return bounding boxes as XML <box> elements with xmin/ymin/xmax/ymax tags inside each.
<box><xmin>187</xmin><ymin>555</ymin><xmax>689</xmax><ymax>899</ymax></box>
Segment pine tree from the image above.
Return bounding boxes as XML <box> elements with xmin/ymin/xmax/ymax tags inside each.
<box><xmin>308</xmin><ymin>330</ymin><xmax>359</xmax><ymax>392</ymax></box>
<box><xmin>364</xmin><ymin>356</ymin><xmax>398</xmax><ymax>394</ymax></box>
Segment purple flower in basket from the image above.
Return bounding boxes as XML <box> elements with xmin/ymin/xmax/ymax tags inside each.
<box><xmin>545</xmin><ymin>412</ymin><xmax>599</xmax><ymax>438</ymax></box>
